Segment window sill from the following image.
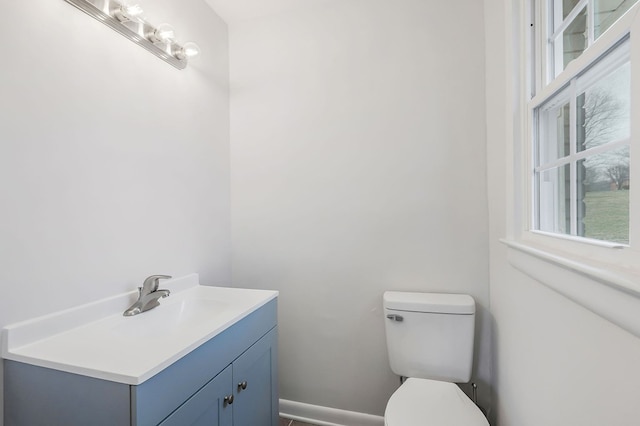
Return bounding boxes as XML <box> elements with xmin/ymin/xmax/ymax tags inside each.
<box><xmin>529</xmin><ymin>230</ymin><xmax>628</xmax><ymax>250</ymax></box>
<box><xmin>501</xmin><ymin>238</ymin><xmax>640</xmax><ymax>338</ymax></box>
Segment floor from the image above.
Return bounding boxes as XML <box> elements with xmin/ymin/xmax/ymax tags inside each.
<box><xmin>279</xmin><ymin>418</ymin><xmax>321</xmax><ymax>426</ymax></box>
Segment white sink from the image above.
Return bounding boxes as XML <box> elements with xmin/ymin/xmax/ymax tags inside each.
<box><xmin>1</xmin><ymin>274</ymin><xmax>278</xmax><ymax>385</ymax></box>
<box><xmin>110</xmin><ymin>291</ymin><xmax>230</xmax><ymax>339</ymax></box>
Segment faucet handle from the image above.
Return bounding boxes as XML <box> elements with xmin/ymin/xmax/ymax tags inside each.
<box><xmin>142</xmin><ymin>275</ymin><xmax>172</xmax><ymax>293</ymax></box>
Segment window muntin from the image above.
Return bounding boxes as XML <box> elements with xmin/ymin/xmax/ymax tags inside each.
<box><xmin>533</xmin><ymin>39</ymin><xmax>630</xmax><ymax>244</ymax></box>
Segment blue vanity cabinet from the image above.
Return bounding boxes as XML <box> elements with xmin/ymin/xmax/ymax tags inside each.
<box><xmin>4</xmin><ymin>298</ymin><xmax>278</xmax><ymax>426</ymax></box>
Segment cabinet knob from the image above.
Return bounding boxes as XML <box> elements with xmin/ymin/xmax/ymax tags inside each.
<box><xmin>224</xmin><ymin>395</ymin><xmax>234</xmax><ymax>406</ymax></box>
<box><xmin>238</xmin><ymin>381</ymin><xmax>248</xmax><ymax>391</ymax></box>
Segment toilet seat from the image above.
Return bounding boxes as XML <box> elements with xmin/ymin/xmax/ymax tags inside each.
<box><xmin>384</xmin><ymin>378</ymin><xmax>489</xmax><ymax>426</ymax></box>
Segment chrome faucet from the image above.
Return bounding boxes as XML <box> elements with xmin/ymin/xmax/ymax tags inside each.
<box><xmin>123</xmin><ymin>275</ymin><xmax>172</xmax><ymax>316</ymax></box>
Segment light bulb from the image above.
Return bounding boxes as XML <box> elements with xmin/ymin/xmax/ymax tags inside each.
<box><xmin>176</xmin><ymin>42</ymin><xmax>200</xmax><ymax>60</ymax></box>
<box><xmin>124</xmin><ymin>4</ymin><xmax>143</xmax><ymax>17</ymax></box>
<box><xmin>114</xmin><ymin>3</ymin><xmax>143</xmax><ymax>22</ymax></box>
<box><xmin>183</xmin><ymin>42</ymin><xmax>200</xmax><ymax>57</ymax></box>
<box><xmin>150</xmin><ymin>23</ymin><xmax>176</xmax><ymax>44</ymax></box>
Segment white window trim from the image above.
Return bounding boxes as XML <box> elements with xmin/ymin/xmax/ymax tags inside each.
<box><xmin>504</xmin><ymin>0</ymin><xmax>640</xmax><ymax>338</ymax></box>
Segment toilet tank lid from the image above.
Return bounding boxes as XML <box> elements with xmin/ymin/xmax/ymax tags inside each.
<box><xmin>383</xmin><ymin>292</ymin><xmax>475</xmax><ymax>314</ymax></box>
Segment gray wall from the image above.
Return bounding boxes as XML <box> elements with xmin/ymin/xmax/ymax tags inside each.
<box><xmin>0</xmin><ymin>1</ymin><xmax>230</xmax><ymax>423</ymax></box>
<box><xmin>229</xmin><ymin>0</ymin><xmax>490</xmax><ymax>416</ymax></box>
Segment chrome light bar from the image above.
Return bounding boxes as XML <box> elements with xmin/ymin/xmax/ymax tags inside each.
<box><xmin>64</xmin><ymin>0</ymin><xmax>200</xmax><ymax>70</ymax></box>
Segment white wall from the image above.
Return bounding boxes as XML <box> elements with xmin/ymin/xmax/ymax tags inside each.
<box><xmin>0</xmin><ymin>0</ymin><xmax>229</xmax><ymax>422</ymax></box>
<box><xmin>229</xmin><ymin>0</ymin><xmax>491</xmax><ymax>417</ymax></box>
<box><xmin>485</xmin><ymin>1</ymin><xmax>640</xmax><ymax>425</ymax></box>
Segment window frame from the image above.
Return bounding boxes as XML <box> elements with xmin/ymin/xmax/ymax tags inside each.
<box><xmin>504</xmin><ymin>0</ymin><xmax>640</xmax><ymax>338</ymax></box>
<box><xmin>525</xmin><ymin>0</ymin><xmax>639</xmax><ymax>252</ymax></box>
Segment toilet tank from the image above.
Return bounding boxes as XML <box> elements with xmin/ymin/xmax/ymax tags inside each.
<box><xmin>383</xmin><ymin>291</ymin><xmax>476</xmax><ymax>383</ymax></box>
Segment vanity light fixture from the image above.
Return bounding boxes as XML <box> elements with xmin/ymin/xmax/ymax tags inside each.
<box><xmin>64</xmin><ymin>0</ymin><xmax>199</xmax><ymax>70</ymax></box>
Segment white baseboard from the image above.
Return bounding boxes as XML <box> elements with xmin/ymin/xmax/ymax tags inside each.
<box><xmin>279</xmin><ymin>399</ymin><xmax>384</xmax><ymax>426</ymax></box>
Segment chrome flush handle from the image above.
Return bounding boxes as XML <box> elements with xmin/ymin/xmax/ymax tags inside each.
<box><xmin>386</xmin><ymin>314</ymin><xmax>404</xmax><ymax>322</ymax></box>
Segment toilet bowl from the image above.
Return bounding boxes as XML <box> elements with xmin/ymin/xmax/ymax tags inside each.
<box><xmin>384</xmin><ymin>378</ymin><xmax>489</xmax><ymax>426</ymax></box>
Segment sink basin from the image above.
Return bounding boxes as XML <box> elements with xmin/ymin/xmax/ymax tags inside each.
<box><xmin>1</xmin><ymin>274</ymin><xmax>278</xmax><ymax>385</ymax></box>
<box><xmin>111</xmin><ymin>293</ymin><xmax>229</xmax><ymax>338</ymax></box>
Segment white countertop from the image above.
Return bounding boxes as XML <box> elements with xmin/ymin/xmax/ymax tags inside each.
<box><xmin>1</xmin><ymin>274</ymin><xmax>278</xmax><ymax>385</ymax></box>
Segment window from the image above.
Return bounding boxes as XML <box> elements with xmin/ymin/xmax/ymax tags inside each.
<box><xmin>530</xmin><ymin>0</ymin><xmax>637</xmax><ymax>245</ymax></box>
<box><xmin>508</xmin><ymin>0</ymin><xmax>640</xmax><ymax>342</ymax></box>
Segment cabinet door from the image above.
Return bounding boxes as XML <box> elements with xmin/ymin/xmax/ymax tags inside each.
<box><xmin>160</xmin><ymin>365</ymin><xmax>233</xmax><ymax>426</ymax></box>
<box><xmin>232</xmin><ymin>327</ymin><xmax>278</xmax><ymax>426</ymax></box>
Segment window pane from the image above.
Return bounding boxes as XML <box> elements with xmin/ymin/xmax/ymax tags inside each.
<box><xmin>577</xmin><ymin>61</ymin><xmax>630</xmax><ymax>151</ymax></box>
<box><xmin>578</xmin><ymin>146</ymin><xmax>630</xmax><ymax>243</ymax></box>
<box><xmin>562</xmin><ymin>0</ymin><xmax>582</xmax><ymax>19</ymax></box>
<box><xmin>538</xmin><ymin>165</ymin><xmax>571</xmax><ymax>235</ymax></box>
<box><xmin>539</xmin><ymin>98</ymin><xmax>571</xmax><ymax>164</ymax></box>
<box><xmin>595</xmin><ymin>0</ymin><xmax>639</xmax><ymax>38</ymax></box>
<box><xmin>562</xmin><ymin>7</ymin><xmax>587</xmax><ymax>70</ymax></box>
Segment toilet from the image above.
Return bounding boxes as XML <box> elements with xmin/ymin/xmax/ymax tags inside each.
<box><xmin>383</xmin><ymin>291</ymin><xmax>489</xmax><ymax>426</ymax></box>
